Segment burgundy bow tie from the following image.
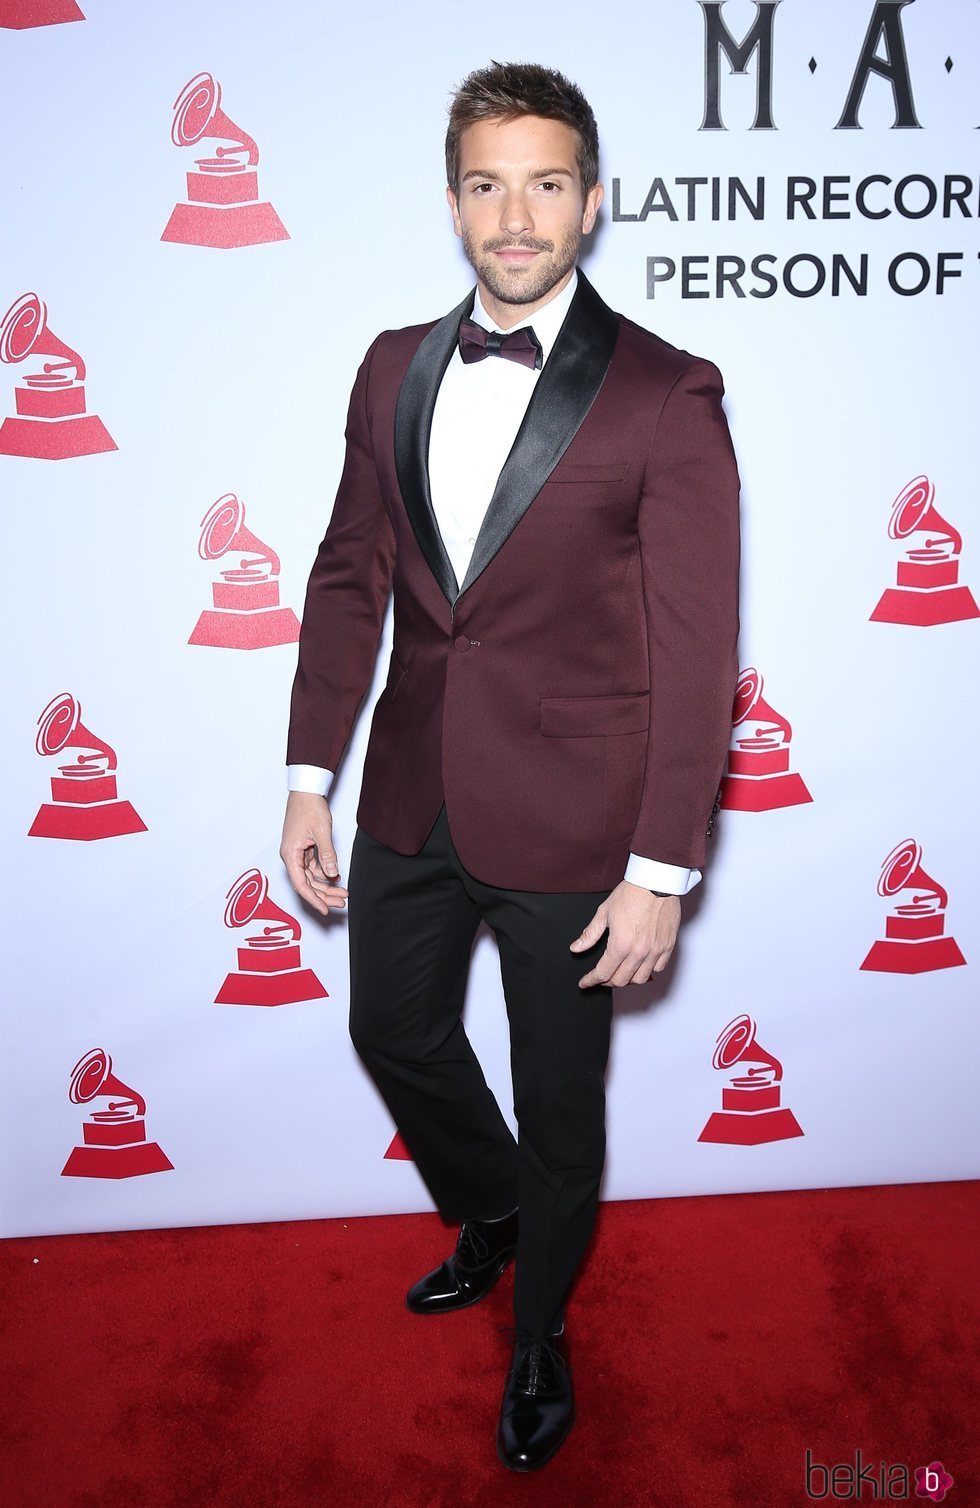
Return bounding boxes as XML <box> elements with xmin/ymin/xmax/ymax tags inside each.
<box><xmin>457</xmin><ymin>316</ymin><xmax>543</xmax><ymax>370</ymax></box>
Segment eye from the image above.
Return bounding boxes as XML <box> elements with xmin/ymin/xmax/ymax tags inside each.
<box><xmin>471</xmin><ymin>181</ymin><xmax>497</xmax><ymax>194</ymax></box>
<box><xmin>538</xmin><ymin>181</ymin><xmax>561</xmax><ymax>193</ymax></box>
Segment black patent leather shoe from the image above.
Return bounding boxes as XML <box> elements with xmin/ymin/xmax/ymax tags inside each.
<box><xmin>405</xmin><ymin>1206</ymin><xmax>519</xmax><ymax>1315</ymax></box>
<box><xmin>496</xmin><ymin>1324</ymin><xmax>574</xmax><ymax>1472</ymax></box>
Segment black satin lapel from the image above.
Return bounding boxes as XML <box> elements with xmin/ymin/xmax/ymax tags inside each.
<box><xmin>394</xmin><ymin>288</ymin><xmax>475</xmax><ymax>604</ymax></box>
<box><xmin>457</xmin><ymin>270</ymin><xmax>620</xmax><ymax>599</ymax></box>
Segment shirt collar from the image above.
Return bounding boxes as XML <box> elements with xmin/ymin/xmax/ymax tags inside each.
<box><xmin>470</xmin><ymin>268</ymin><xmax>578</xmax><ymax>367</ymax></box>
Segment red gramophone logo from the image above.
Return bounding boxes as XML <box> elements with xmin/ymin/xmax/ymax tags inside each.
<box><xmin>189</xmin><ymin>493</ymin><xmax>300</xmax><ymax>650</ymax></box>
<box><xmin>0</xmin><ymin>0</ymin><xmax>83</xmax><ymax>27</ymax></box>
<box><xmin>719</xmin><ymin>667</ymin><xmax>812</xmax><ymax>813</ymax></box>
<box><xmin>215</xmin><ymin>867</ymin><xmax>327</xmax><ymax>1006</ymax></box>
<box><xmin>29</xmin><ymin>693</ymin><xmax>146</xmax><ymax>841</ymax></box>
<box><xmin>699</xmin><ymin>1014</ymin><xmax>804</xmax><ymax>1146</ymax></box>
<box><xmin>871</xmin><ymin>474</ymin><xmax>979</xmax><ymax>627</ymax></box>
<box><xmin>62</xmin><ymin>1048</ymin><xmax>173</xmax><ymax>1180</ymax></box>
<box><xmin>161</xmin><ymin>72</ymin><xmax>289</xmax><ymax>249</ymax></box>
<box><xmin>384</xmin><ymin>1131</ymin><xmax>412</xmax><ymax>1161</ymax></box>
<box><xmin>0</xmin><ymin>293</ymin><xmax>116</xmax><ymax>460</ymax></box>
<box><xmin>861</xmin><ymin>838</ymin><xmax>966</xmax><ymax>974</ymax></box>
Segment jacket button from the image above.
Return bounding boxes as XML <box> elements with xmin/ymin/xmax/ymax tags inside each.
<box><xmin>453</xmin><ymin>634</ymin><xmax>471</xmax><ymax>652</ymax></box>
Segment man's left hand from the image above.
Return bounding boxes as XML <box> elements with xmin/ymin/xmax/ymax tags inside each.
<box><xmin>570</xmin><ymin>880</ymin><xmax>680</xmax><ymax>988</ymax></box>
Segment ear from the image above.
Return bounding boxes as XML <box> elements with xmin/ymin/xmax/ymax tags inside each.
<box><xmin>446</xmin><ymin>184</ymin><xmax>463</xmax><ymax>239</ymax></box>
<box><xmin>581</xmin><ymin>181</ymin><xmax>604</xmax><ymax>236</ymax></box>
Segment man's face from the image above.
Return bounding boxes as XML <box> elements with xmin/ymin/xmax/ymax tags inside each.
<box><xmin>447</xmin><ymin>114</ymin><xmax>603</xmax><ymax>312</ymax></box>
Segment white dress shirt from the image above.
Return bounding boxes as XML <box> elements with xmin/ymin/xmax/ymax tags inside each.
<box><xmin>288</xmin><ymin>269</ymin><xmax>702</xmax><ymax>895</ymax></box>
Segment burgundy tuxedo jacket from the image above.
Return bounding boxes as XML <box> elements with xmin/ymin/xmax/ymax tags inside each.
<box><xmin>286</xmin><ymin>269</ymin><xmax>741</xmax><ymax>892</ymax></box>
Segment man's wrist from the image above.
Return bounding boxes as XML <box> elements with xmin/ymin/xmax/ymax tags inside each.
<box><xmin>621</xmin><ymin>878</ymin><xmax>679</xmax><ymax>899</ymax></box>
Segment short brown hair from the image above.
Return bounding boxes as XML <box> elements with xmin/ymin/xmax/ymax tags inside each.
<box><xmin>445</xmin><ymin>61</ymin><xmax>600</xmax><ymax>198</ymax></box>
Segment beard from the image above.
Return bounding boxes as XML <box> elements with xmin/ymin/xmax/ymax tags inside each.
<box><xmin>462</xmin><ymin>224</ymin><xmax>581</xmax><ymax>306</ymax></box>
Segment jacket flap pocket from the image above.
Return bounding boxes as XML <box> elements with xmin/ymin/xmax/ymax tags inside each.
<box><xmin>540</xmin><ymin>691</ymin><xmax>650</xmax><ymax>737</ymax></box>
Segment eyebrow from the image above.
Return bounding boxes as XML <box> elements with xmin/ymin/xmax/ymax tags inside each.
<box><xmin>461</xmin><ymin>166</ymin><xmax>575</xmax><ymax>183</ymax></box>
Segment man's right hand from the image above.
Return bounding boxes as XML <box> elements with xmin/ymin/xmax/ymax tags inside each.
<box><xmin>280</xmin><ymin>792</ymin><xmax>349</xmax><ymax>918</ymax></box>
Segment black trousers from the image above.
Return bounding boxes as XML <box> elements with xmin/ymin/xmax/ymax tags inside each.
<box><xmin>347</xmin><ymin>800</ymin><xmax>614</xmax><ymax>1340</ymax></box>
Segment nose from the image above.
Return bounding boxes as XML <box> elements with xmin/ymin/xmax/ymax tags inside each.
<box><xmin>500</xmin><ymin>190</ymin><xmax>532</xmax><ymax>238</ymax></box>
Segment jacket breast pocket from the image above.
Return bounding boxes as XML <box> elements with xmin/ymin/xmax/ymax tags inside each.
<box><xmin>546</xmin><ymin>461</ymin><xmax>630</xmax><ymax>485</ymax></box>
<box><xmin>539</xmin><ymin>690</ymin><xmax>649</xmax><ymax>737</ymax></box>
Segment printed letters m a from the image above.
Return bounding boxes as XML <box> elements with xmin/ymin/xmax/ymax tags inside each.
<box><xmin>700</xmin><ymin>0</ymin><xmax>780</xmax><ymax>130</ymax></box>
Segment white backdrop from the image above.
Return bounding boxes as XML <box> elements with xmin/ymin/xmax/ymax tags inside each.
<box><xmin>2</xmin><ymin>0</ymin><xmax>977</xmax><ymax>1239</ymax></box>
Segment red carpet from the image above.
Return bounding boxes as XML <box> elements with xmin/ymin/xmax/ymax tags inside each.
<box><xmin>1</xmin><ymin>1182</ymin><xmax>976</xmax><ymax>1507</ymax></box>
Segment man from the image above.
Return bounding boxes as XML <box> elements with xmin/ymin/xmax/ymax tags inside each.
<box><xmin>281</xmin><ymin>61</ymin><xmax>740</xmax><ymax>1472</ymax></box>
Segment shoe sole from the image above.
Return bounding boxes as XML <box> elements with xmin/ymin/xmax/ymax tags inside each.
<box><xmin>404</xmin><ymin>1250</ymin><xmax>515</xmax><ymax>1315</ymax></box>
<box><xmin>496</xmin><ymin>1402</ymin><xmax>576</xmax><ymax>1473</ymax></box>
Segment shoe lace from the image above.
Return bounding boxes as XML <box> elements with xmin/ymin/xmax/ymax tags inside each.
<box><xmin>455</xmin><ymin>1220</ymin><xmax>491</xmax><ymax>1266</ymax></box>
<box><xmin>497</xmin><ymin>1324</ymin><xmax>567</xmax><ymax>1396</ymax></box>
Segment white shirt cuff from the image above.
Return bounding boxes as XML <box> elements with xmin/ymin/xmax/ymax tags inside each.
<box><xmin>624</xmin><ymin>852</ymin><xmax>702</xmax><ymax>895</ymax></box>
<box><xmin>286</xmin><ymin>764</ymin><xmax>334</xmax><ymax>796</ymax></box>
